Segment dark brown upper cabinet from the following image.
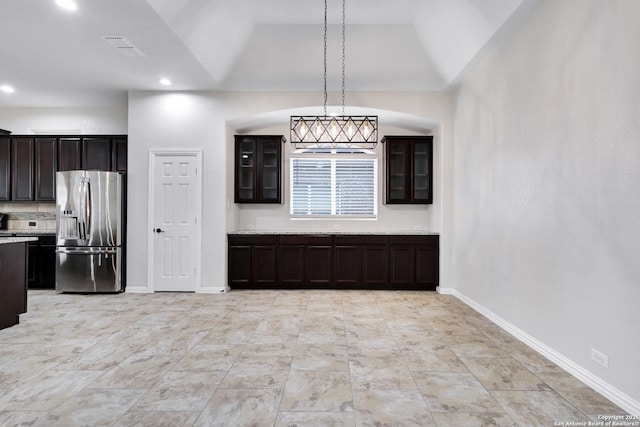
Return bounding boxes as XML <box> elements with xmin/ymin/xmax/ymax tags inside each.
<box><xmin>384</xmin><ymin>135</ymin><xmax>433</xmax><ymax>204</ymax></box>
<box><xmin>34</xmin><ymin>138</ymin><xmax>57</xmax><ymax>201</ymax></box>
<box><xmin>0</xmin><ymin>135</ymin><xmax>127</xmax><ymax>203</ymax></box>
<box><xmin>58</xmin><ymin>138</ymin><xmax>82</xmax><ymax>171</ymax></box>
<box><xmin>11</xmin><ymin>137</ymin><xmax>57</xmax><ymax>202</ymax></box>
<box><xmin>59</xmin><ymin>136</ymin><xmax>126</xmax><ymax>172</ymax></box>
<box><xmin>11</xmin><ymin>137</ymin><xmax>34</xmax><ymax>201</ymax></box>
<box><xmin>112</xmin><ymin>137</ymin><xmax>127</xmax><ymax>172</ymax></box>
<box><xmin>82</xmin><ymin>137</ymin><xmax>112</xmax><ymax>171</ymax></box>
<box><xmin>234</xmin><ymin>135</ymin><xmax>282</xmax><ymax>203</ymax></box>
<box><xmin>0</xmin><ymin>138</ymin><xmax>10</xmax><ymax>201</ymax></box>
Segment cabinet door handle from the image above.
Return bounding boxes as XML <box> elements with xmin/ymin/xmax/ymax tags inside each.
<box><xmin>154</xmin><ymin>228</ymin><xmax>165</xmax><ymax>233</ymax></box>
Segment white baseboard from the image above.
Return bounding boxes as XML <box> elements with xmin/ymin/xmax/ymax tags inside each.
<box><xmin>448</xmin><ymin>288</ymin><xmax>640</xmax><ymax>415</ymax></box>
<box><xmin>124</xmin><ymin>286</ymin><xmax>152</xmax><ymax>294</ymax></box>
<box><xmin>437</xmin><ymin>286</ymin><xmax>455</xmax><ymax>295</ymax></box>
<box><xmin>125</xmin><ymin>286</ymin><xmax>228</xmax><ymax>294</ymax></box>
<box><xmin>197</xmin><ymin>286</ymin><xmax>228</xmax><ymax>294</ymax></box>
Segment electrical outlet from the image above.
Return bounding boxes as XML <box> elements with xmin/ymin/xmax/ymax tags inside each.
<box><xmin>591</xmin><ymin>348</ymin><xmax>609</xmax><ymax>368</ymax></box>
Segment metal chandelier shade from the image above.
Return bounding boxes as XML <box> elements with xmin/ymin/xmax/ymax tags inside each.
<box><xmin>290</xmin><ymin>0</ymin><xmax>378</xmax><ymax>149</ymax></box>
<box><xmin>290</xmin><ymin>115</ymin><xmax>378</xmax><ymax>148</ymax></box>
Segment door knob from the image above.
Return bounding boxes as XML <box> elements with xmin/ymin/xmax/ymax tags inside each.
<box><xmin>154</xmin><ymin>228</ymin><xmax>165</xmax><ymax>233</ymax></box>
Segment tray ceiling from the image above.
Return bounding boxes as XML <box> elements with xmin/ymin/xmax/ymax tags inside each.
<box><xmin>0</xmin><ymin>0</ymin><xmax>539</xmax><ymax>107</ymax></box>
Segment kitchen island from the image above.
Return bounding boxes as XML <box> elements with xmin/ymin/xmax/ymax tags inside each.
<box><xmin>228</xmin><ymin>231</ymin><xmax>439</xmax><ymax>290</ymax></box>
<box><xmin>0</xmin><ymin>237</ymin><xmax>37</xmax><ymax>330</ymax></box>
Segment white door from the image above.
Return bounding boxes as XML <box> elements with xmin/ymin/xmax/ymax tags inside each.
<box><xmin>151</xmin><ymin>153</ymin><xmax>200</xmax><ymax>292</ymax></box>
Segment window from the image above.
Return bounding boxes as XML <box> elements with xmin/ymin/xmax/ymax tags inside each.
<box><xmin>290</xmin><ymin>149</ymin><xmax>377</xmax><ymax>218</ymax></box>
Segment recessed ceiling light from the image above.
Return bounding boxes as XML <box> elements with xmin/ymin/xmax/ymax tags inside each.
<box><xmin>0</xmin><ymin>85</ymin><xmax>15</xmax><ymax>94</ymax></box>
<box><xmin>55</xmin><ymin>0</ymin><xmax>77</xmax><ymax>11</ymax></box>
<box><xmin>159</xmin><ymin>78</ymin><xmax>172</xmax><ymax>86</ymax></box>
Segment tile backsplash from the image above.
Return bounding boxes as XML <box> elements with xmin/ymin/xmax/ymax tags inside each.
<box><xmin>0</xmin><ymin>203</ymin><xmax>56</xmax><ymax>231</ymax></box>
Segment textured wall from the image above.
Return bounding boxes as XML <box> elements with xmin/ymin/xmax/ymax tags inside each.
<box><xmin>453</xmin><ymin>0</ymin><xmax>640</xmax><ymax>404</ymax></box>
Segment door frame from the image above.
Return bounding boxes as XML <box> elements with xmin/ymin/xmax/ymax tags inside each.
<box><xmin>147</xmin><ymin>149</ymin><xmax>203</xmax><ymax>292</ymax></box>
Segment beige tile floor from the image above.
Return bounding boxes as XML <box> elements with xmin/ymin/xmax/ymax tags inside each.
<box><xmin>0</xmin><ymin>289</ymin><xmax>625</xmax><ymax>426</ymax></box>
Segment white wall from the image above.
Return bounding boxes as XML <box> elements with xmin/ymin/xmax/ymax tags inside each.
<box><xmin>128</xmin><ymin>90</ymin><xmax>455</xmax><ymax>291</ymax></box>
<box><xmin>0</xmin><ymin>107</ymin><xmax>127</xmax><ymax>134</ymax></box>
<box><xmin>453</xmin><ymin>0</ymin><xmax>640</xmax><ymax>409</ymax></box>
<box><xmin>127</xmin><ymin>93</ymin><xmax>227</xmax><ymax>292</ymax></box>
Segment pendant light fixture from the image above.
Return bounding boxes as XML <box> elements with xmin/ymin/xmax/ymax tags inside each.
<box><xmin>290</xmin><ymin>0</ymin><xmax>378</xmax><ymax>149</ymax></box>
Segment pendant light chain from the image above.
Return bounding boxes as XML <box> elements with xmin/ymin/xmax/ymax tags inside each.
<box><xmin>323</xmin><ymin>0</ymin><xmax>328</xmax><ymax>117</ymax></box>
<box><xmin>289</xmin><ymin>0</ymin><xmax>377</xmax><ymax>148</ymax></box>
<box><xmin>341</xmin><ymin>0</ymin><xmax>346</xmax><ymax>116</ymax></box>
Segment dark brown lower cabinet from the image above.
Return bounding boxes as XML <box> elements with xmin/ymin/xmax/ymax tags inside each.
<box><xmin>277</xmin><ymin>235</ymin><xmax>335</xmax><ymax>288</ymax></box>
<box><xmin>334</xmin><ymin>235</ymin><xmax>389</xmax><ymax>288</ymax></box>
<box><xmin>277</xmin><ymin>239</ymin><xmax>305</xmax><ymax>286</ymax></box>
<box><xmin>390</xmin><ymin>235</ymin><xmax>439</xmax><ymax>290</ymax></box>
<box><xmin>415</xmin><ymin>245</ymin><xmax>439</xmax><ymax>287</ymax></box>
<box><xmin>228</xmin><ymin>233</ymin><xmax>438</xmax><ymax>290</ymax></box>
<box><xmin>0</xmin><ymin>241</ymin><xmax>28</xmax><ymax>330</ymax></box>
<box><xmin>390</xmin><ymin>245</ymin><xmax>414</xmax><ymax>285</ymax></box>
<box><xmin>228</xmin><ymin>235</ymin><xmax>277</xmax><ymax>288</ymax></box>
<box><xmin>363</xmin><ymin>245</ymin><xmax>389</xmax><ymax>285</ymax></box>
<box><xmin>253</xmin><ymin>244</ymin><xmax>277</xmax><ymax>285</ymax></box>
<box><xmin>27</xmin><ymin>236</ymin><xmax>56</xmax><ymax>289</ymax></box>
<box><xmin>228</xmin><ymin>245</ymin><xmax>251</xmax><ymax>285</ymax></box>
<box><xmin>334</xmin><ymin>245</ymin><xmax>360</xmax><ymax>285</ymax></box>
<box><xmin>306</xmin><ymin>236</ymin><xmax>332</xmax><ymax>287</ymax></box>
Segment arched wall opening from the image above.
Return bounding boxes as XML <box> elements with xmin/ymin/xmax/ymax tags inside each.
<box><xmin>225</xmin><ymin>105</ymin><xmax>443</xmax><ymax>234</ymax></box>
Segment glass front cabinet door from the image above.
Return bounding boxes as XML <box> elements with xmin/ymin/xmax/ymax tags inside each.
<box><xmin>384</xmin><ymin>136</ymin><xmax>433</xmax><ymax>204</ymax></box>
<box><xmin>234</xmin><ymin>135</ymin><xmax>283</xmax><ymax>203</ymax></box>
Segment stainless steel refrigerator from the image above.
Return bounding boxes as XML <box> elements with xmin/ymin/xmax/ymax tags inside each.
<box><xmin>55</xmin><ymin>170</ymin><xmax>123</xmax><ymax>293</ymax></box>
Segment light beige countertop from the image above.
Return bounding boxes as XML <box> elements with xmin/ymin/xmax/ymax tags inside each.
<box><xmin>0</xmin><ymin>237</ymin><xmax>39</xmax><ymax>245</ymax></box>
<box><xmin>229</xmin><ymin>230</ymin><xmax>439</xmax><ymax>235</ymax></box>
<box><xmin>0</xmin><ymin>230</ymin><xmax>55</xmax><ymax>236</ymax></box>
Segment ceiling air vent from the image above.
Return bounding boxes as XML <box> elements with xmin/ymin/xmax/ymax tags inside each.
<box><xmin>101</xmin><ymin>35</ymin><xmax>145</xmax><ymax>57</ymax></box>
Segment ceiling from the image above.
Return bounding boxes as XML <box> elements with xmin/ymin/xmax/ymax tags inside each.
<box><xmin>0</xmin><ymin>0</ymin><xmax>538</xmax><ymax>108</ymax></box>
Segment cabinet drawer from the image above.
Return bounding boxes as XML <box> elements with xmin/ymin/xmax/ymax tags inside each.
<box><xmin>37</xmin><ymin>235</ymin><xmax>56</xmax><ymax>245</ymax></box>
<box><xmin>228</xmin><ymin>234</ymin><xmax>277</xmax><ymax>245</ymax></box>
<box><xmin>390</xmin><ymin>235</ymin><xmax>438</xmax><ymax>245</ymax></box>
<box><xmin>334</xmin><ymin>235</ymin><xmax>388</xmax><ymax>245</ymax></box>
<box><xmin>279</xmin><ymin>235</ymin><xmax>332</xmax><ymax>245</ymax></box>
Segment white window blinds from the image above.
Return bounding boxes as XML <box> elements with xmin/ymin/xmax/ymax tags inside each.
<box><xmin>291</xmin><ymin>156</ymin><xmax>377</xmax><ymax>218</ymax></box>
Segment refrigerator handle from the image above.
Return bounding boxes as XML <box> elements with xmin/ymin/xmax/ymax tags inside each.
<box><xmin>85</xmin><ymin>179</ymin><xmax>92</xmax><ymax>240</ymax></box>
<box><xmin>78</xmin><ymin>177</ymin><xmax>91</xmax><ymax>241</ymax></box>
<box><xmin>78</xmin><ymin>179</ymin><xmax>85</xmax><ymax>240</ymax></box>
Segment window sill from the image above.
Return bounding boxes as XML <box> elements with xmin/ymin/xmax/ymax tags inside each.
<box><xmin>289</xmin><ymin>215</ymin><xmax>377</xmax><ymax>220</ymax></box>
